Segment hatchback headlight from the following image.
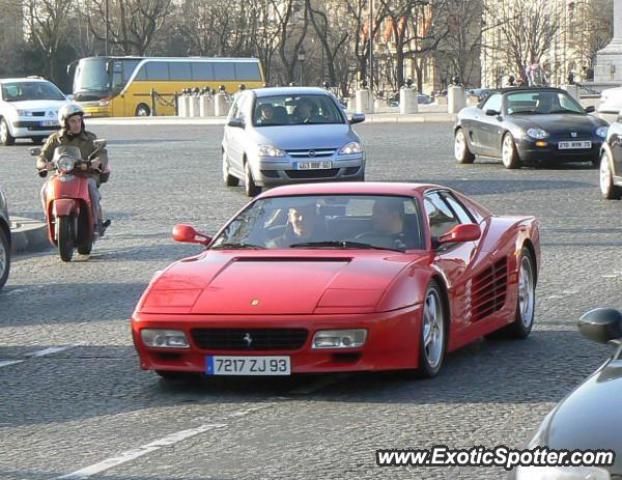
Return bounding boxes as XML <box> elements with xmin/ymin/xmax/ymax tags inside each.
<box><xmin>56</xmin><ymin>156</ymin><xmax>75</xmax><ymax>173</ymax></box>
<box><xmin>515</xmin><ymin>465</ymin><xmax>610</xmax><ymax>480</ymax></box>
<box><xmin>596</xmin><ymin>126</ymin><xmax>608</xmax><ymax>138</ymax></box>
<box><xmin>527</xmin><ymin>128</ymin><xmax>549</xmax><ymax>139</ymax></box>
<box><xmin>312</xmin><ymin>329</ymin><xmax>367</xmax><ymax>349</ymax></box>
<box><xmin>16</xmin><ymin>109</ymin><xmax>33</xmax><ymax>117</ymax></box>
<box><xmin>257</xmin><ymin>144</ymin><xmax>286</xmax><ymax>157</ymax></box>
<box><xmin>339</xmin><ymin>141</ymin><xmax>363</xmax><ymax>155</ymax></box>
<box><xmin>140</xmin><ymin>329</ymin><xmax>189</xmax><ymax>348</ymax></box>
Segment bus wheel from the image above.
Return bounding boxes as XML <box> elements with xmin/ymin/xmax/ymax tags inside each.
<box><xmin>135</xmin><ymin>104</ymin><xmax>151</xmax><ymax>117</ymax></box>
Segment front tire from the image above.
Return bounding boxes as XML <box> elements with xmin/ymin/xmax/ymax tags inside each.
<box><xmin>600</xmin><ymin>151</ymin><xmax>622</xmax><ymax>200</ymax></box>
<box><xmin>222</xmin><ymin>150</ymin><xmax>239</xmax><ymax>187</ymax></box>
<box><xmin>501</xmin><ymin>133</ymin><xmax>521</xmax><ymax>169</ymax></box>
<box><xmin>0</xmin><ymin>227</ymin><xmax>10</xmax><ymax>290</ymax></box>
<box><xmin>57</xmin><ymin>216</ymin><xmax>75</xmax><ymax>262</ymax></box>
<box><xmin>454</xmin><ymin>128</ymin><xmax>475</xmax><ymax>164</ymax></box>
<box><xmin>244</xmin><ymin>161</ymin><xmax>261</xmax><ymax>197</ymax></box>
<box><xmin>0</xmin><ymin>118</ymin><xmax>15</xmax><ymax>146</ymax></box>
<box><xmin>417</xmin><ymin>280</ymin><xmax>447</xmax><ymax>379</ymax></box>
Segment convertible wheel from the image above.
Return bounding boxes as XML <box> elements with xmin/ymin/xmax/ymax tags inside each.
<box><xmin>501</xmin><ymin>133</ymin><xmax>521</xmax><ymax>169</ymax></box>
<box><xmin>222</xmin><ymin>150</ymin><xmax>239</xmax><ymax>187</ymax></box>
<box><xmin>454</xmin><ymin>128</ymin><xmax>475</xmax><ymax>164</ymax></box>
<box><xmin>244</xmin><ymin>161</ymin><xmax>261</xmax><ymax>197</ymax></box>
<box><xmin>600</xmin><ymin>151</ymin><xmax>622</xmax><ymax>200</ymax></box>
<box><xmin>417</xmin><ymin>280</ymin><xmax>447</xmax><ymax>378</ymax></box>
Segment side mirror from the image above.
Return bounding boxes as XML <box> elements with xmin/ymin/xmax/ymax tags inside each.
<box><xmin>227</xmin><ymin>118</ymin><xmax>245</xmax><ymax>129</ymax></box>
<box><xmin>349</xmin><ymin>113</ymin><xmax>365</xmax><ymax>124</ymax></box>
<box><xmin>584</xmin><ymin>105</ymin><xmax>596</xmax><ymax>113</ymax></box>
<box><xmin>578</xmin><ymin>308</ymin><xmax>622</xmax><ymax>344</ymax></box>
<box><xmin>438</xmin><ymin>224</ymin><xmax>481</xmax><ymax>245</ymax></box>
<box><xmin>485</xmin><ymin>109</ymin><xmax>500</xmax><ymax>117</ymax></box>
<box><xmin>30</xmin><ymin>147</ymin><xmax>42</xmax><ymax>157</ymax></box>
<box><xmin>172</xmin><ymin>224</ymin><xmax>211</xmax><ymax>246</ymax></box>
<box><xmin>93</xmin><ymin>139</ymin><xmax>107</xmax><ymax>149</ymax></box>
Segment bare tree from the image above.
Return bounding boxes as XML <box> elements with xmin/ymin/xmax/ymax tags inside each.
<box><xmin>274</xmin><ymin>0</ymin><xmax>309</xmax><ymax>84</ymax></box>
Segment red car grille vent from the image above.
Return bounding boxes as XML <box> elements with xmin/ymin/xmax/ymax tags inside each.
<box><xmin>191</xmin><ymin>328</ymin><xmax>308</xmax><ymax>351</ymax></box>
<box><xmin>471</xmin><ymin>257</ymin><xmax>508</xmax><ymax>322</ymax></box>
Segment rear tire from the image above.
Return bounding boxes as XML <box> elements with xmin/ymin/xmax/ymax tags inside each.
<box><xmin>600</xmin><ymin>150</ymin><xmax>622</xmax><ymax>200</ymax></box>
<box><xmin>0</xmin><ymin>227</ymin><xmax>10</xmax><ymax>290</ymax></box>
<box><xmin>57</xmin><ymin>216</ymin><xmax>75</xmax><ymax>262</ymax></box>
<box><xmin>501</xmin><ymin>133</ymin><xmax>521</xmax><ymax>169</ymax></box>
<box><xmin>454</xmin><ymin>128</ymin><xmax>475</xmax><ymax>164</ymax></box>
<box><xmin>244</xmin><ymin>161</ymin><xmax>261</xmax><ymax>197</ymax></box>
<box><xmin>222</xmin><ymin>150</ymin><xmax>239</xmax><ymax>186</ymax></box>
<box><xmin>135</xmin><ymin>103</ymin><xmax>151</xmax><ymax>117</ymax></box>
<box><xmin>0</xmin><ymin>118</ymin><xmax>15</xmax><ymax>146</ymax></box>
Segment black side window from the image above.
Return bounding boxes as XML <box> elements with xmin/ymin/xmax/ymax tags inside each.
<box><xmin>424</xmin><ymin>192</ymin><xmax>460</xmax><ymax>239</ymax></box>
<box><xmin>482</xmin><ymin>93</ymin><xmax>502</xmax><ymax>112</ymax></box>
<box><xmin>441</xmin><ymin>193</ymin><xmax>474</xmax><ymax>225</ymax></box>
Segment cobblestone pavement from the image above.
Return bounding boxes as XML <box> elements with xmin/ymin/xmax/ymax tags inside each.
<box><xmin>1</xmin><ymin>123</ymin><xmax>620</xmax><ymax>480</ymax></box>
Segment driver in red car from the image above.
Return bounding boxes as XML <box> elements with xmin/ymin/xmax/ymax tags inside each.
<box><xmin>268</xmin><ymin>204</ymin><xmax>324</xmax><ymax>248</ymax></box>
<box><xmin>357</xmin><ymin>198</ymin><xmax>407</xmax><ymax>249</ymax></box>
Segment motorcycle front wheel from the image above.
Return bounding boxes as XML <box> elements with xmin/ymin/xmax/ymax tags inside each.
<box><xmin>57</xmin><ymin>216</ymin><xmax>75</xmax><ymax>262</ymax></box>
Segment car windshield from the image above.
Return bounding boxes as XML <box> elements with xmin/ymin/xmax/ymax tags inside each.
<box><xmin>253</xmin><ymin>94</ymin><xmax>345</xmax><ymax>127</ymax></box>
<box><xmin>505</xmin><ymin>91</ymin><xmax>585</xmax><ymax>115</ymax></box>
<box><xmin>210</xmin><ymin>195</ymin><xmax>425</xmax><ymax>252</ymax></box>
<box><xmin>1</xmin><ymin>81</ymin><xmax>66</xmax><ymax>102</ymax></box>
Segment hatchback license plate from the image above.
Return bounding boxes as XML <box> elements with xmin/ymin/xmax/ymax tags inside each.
<box><xmin>41</xmin><ymin>120</ymin><xmax>57</xmax><ymax>127</ymax></box>
<box><xmin>206</xmin><ymin>355</ymin><xmax>291</xmax><ymax>376</ymax></box>
<box><xmin>296</xmin><ymin>161</ymin><xmax>332</xmax><ymax>170</ymax></box>
<box><xmin>558</xmin><ymin>141</ymin><xmax>591</xmax><ymax>150</ymax></box>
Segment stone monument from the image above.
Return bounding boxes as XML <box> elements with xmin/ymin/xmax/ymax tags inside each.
<box><xmin>595</xmin><ymin>0</ymin><xmax>622</xmax><ymax>82</ymax></box>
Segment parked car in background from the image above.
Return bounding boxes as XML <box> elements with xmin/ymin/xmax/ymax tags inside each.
<box><xmin>222</xmin><ymin>87</ymin><xmax>366</xmax><ymax>197</ymax></box>
<box><xmin>454</xmin><ymin>87</ymin><xmax>608</xmax><ymax>169</ymax></box>
<box><xmin>0</xmin><ymin>77</ymin><xmax>69</xmax><ymax>146</ymax></box>
<box><xmin>0</xmin><ymin>182</ymin><xmax>10</xmax><ymax>290</ymax></box>
<box><xmin>598</xmin><ymin>113</ymin><xmax>622</xmax><ymax>199</ymax></box>
<box><xmin>598</xmin><ymin>86</ymin><xmax>622</xmax><ymax>114</ymax></box>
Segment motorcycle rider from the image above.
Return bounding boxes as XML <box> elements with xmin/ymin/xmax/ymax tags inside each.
<box><xmin>36</xmin><ymin>103</ymin><xmax>110</xmax><ymax>235</ymax></box>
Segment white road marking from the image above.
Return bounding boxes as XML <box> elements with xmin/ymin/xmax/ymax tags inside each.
<box><xmin>54</xmin><ymin>405</ymin><xmax>272</xmax><ymax>480</ymax></box>
<box><xmin>0</xmin><ymin>360</ymin><xmax>24</xmax><ymax>368</ymax></box>
<box><xmin>26</xmin><ymin>346</ymin><xmax>74</xmax><ymax>358</ymax></box>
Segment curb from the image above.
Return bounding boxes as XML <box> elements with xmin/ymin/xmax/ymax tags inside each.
<box><xmin>10</xmin><ymin>217</ymin><xmax>50</xmax><ymax>254</ymax></box>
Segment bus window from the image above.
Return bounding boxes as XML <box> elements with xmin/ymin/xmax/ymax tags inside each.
<box><xmin>145</xmin><ymin>62</ymin><xmax>169</xmax><ymax>81</ymax></box>
<box><xmin>213</xmin><ymin>62</ymin><xmax>235</xmax><ymax>81</ymax></box>
<box><xmin>235</xmin><ymin>62</ymin><xmax>261</xmax><ymax>81</ymax></box>
<box><xmin>191</xmin><ymin>62</ymin><xmax>214</xmax><ymax>81</ymax></box>
<box><xmin>123</xmin><ymin>60</ymin><xmax>140</xmax><ymax>82</ymax></box>
<box><xmin>169</xmin><ymin>62</ymin><xmax>191</xmax><ymax>81</ymax></box>
<box><xmin>135</xmin><ymin>63</ymin><xmax>147</xmax><ymax>81</ymax></box>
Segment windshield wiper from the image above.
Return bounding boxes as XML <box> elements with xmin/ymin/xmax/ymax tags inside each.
<box><xmin>548</xmin><ymin>109</ymin><xmax>583</xmax><ymax>114</ymax></box>
<box><xmin>290</xmin><ymin>240</ymin><xmax>405</xmax><ymax>252</ymax></box>
<box><xmin>212</xmin><ymin>242</ymin><xmax>266</xmax><ymax>250</ymax></box>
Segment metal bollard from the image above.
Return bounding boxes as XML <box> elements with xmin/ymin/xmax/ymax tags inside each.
<box><xmin>355</xmin><ymin>89</ymin><xmax>371</xmax><ymax>114</ymax></box>
<box><xmin>199</xmin><ymin>90</ymin><xmax>215</xmax><ymax>117</ymax></box>
<box><xmin>448</xmin><ymin>86</ymin><xmax>466</xmax><ymax>114</ymax></box>
<box><xmin>214</xmin><ymin>92</ymin><xmax>229</xmax><ymax>116</ymax></box>
<box><xmin>189</xmin><ymin>89</ymin><xmax>200</xmax><ymax>118</ymax></box>
<box><xmin>177</xmin><ymin>89</ymin><xmax>190</xmax><ymax>117</ymax></box>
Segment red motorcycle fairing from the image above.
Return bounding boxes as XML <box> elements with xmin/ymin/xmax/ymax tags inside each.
<box><xmin>53</xmin><ymin>199</ymin><xmax>80</xmax><ymax>217</ymax></box>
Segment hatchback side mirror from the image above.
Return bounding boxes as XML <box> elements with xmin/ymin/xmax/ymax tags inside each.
<box><xmin>584</xmin><ymin>105</ymin><xmax>596</xmax><ymax>113</ymax></box>
<box><xmin>579</xmin><ymin>308</ymin><xmax>622</xmax><ymax>344</ymax></box>
<box><xmin>172</xmin><ymin>224</ymin><xmax>211</xmax><ymax>246</ymax></box>
<box><xmin>228</xmin><ymin>118</ymin><xmax>245</xmax><ymax>129</ymax></box>
<box><xmin>438</xmin><ymin>224</ymin><xmax>481</xmax><ymax>245</ymax></box>
<box><xmin>349</xmin><ymin>113</ymin><xmax>365</xmax><ymax>124</ymax></box>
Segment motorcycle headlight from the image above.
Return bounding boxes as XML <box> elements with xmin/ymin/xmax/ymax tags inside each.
<box><xmin>339</xmin><ymin>141</ymin><xmax>363</xmax><ymax>155</ymax></box>
<box><xmin>527</xmin><ymin>128</ymin><xmax>549</xmax><ymax>139</ymax></box>
<box><xmin>257</xmin><ymin>144</ymin><xmax>286</xmax><ymax>157</ymax></box>
<box><xmin>57</xmin><ymin>156</ymin><xmax>75</xmax><ymax>173</ymax></box>
<box><xmin>596</xmin><ymin>126</ymin><xmax>608</xmax><ymax>138</ymax></box>
<box><xmin>16</xmin><ymin>109</ymin><xmax>33</xmax><ymax>117</ymax></box>
<box><xmin>515</xmin><ymin>465</ymin><xmax>610</xmax><ymax>480</ymax></box>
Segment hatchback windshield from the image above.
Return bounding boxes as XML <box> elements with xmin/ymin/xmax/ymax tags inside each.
<box><xmin>1</xmin><ymin>81</ymin><xmax>66</xmax><ymax>102</ymax></box>
<box><xmin>253</xmin><ymin>94</ymin><xmax>345</xmax><ymax>127</ymax></box>
<box><xmin>505</xmin><ymin>90</ymin><xmax>585</xmax><ymax>115</ymax></box>
<box><xmin>210</xmin><ymin>195</ymin><xmax>424</xmax><ymax>252</ymax></box>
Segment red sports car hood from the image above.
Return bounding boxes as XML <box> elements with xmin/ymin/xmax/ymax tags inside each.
<box><xmin>138</xmin><ymin>251</ymin><xmax>419</xmax><ymax>315</ymax></box>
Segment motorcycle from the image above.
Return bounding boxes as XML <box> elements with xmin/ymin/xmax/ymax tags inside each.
<box><xmin>31</xmin><ymin>140</ymin><xmax>108</xmax><ymax>262</ymax></box>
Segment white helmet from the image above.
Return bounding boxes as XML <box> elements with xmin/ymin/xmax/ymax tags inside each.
<box><xmin>58</xmin><ymin>103</ymin><xmax>84</xmax><ymax>127</ymax></box>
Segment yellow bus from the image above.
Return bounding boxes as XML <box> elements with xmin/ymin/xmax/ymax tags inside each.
<box><xmin>70</xmin><ymin>56</ymin><xmax>265</xmax><ymax>117</ymax></box>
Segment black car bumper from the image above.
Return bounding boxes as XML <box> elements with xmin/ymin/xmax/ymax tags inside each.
<box><xmin>516</xmin><ymin>138</ymin><xmax>602</xmax><ymax>164</ymax></box>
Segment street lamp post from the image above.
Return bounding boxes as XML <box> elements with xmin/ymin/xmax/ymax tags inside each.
<box><xmin>298</xmin><ymin>47</ymin><xmax>306</xmax><ymax>86</ymax></box>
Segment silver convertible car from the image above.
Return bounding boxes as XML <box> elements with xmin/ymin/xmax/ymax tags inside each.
<box><xmin>221</xmin><ymin>87</ymin><xmax>366</xmax><ymax>196</ymax></box>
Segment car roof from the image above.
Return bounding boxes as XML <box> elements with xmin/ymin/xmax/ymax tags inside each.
<box><xmin>0</xmin><ymin>77</ymin><xmax>50</xmax><ymax>84</ymax></box>
<box><xmin>258</xmin><ymin>182</ymin><xmax>448</xmax><ymax>198</ymax></box>
<box><xmin>498</xmin><ymin>86</ymin><xmax>567</xmax><ymax>95</ymax></box>
<box><xmin>252</xmin><ymin>87</ymin><xmax>333</xmax><ymax>98</ymax></box>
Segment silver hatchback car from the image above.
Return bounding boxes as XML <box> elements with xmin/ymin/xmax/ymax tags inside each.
<box><xmin>221</xmin><ymin>87</ymin><xmax>366</xmax><ymax>196</ymax></box>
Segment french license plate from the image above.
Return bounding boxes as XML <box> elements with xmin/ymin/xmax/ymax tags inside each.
<box><xmin>41</xmin><ymin>120</ymin><xmax>57</xmax><ymax>127</ymax></box>
<box><xmin>206</xmin><ymin>355</ymin><xmax>291</xmax><ymax>376</ymax></box>
<box><xmin>558</xmin><ymin>141</ymin><xmax>591</xmax><ymax>150</ymax></box>
<box><xmin>296</xmin><ymin>161</ymin><xmax>332</xmax><ymax>170</ymax></box>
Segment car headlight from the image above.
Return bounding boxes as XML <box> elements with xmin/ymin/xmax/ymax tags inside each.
<box><xmin>596</xmin><ymin>126</ymin><xmax>608</xmax><ymax>138</ymax></box>
<box><xmin>527</xmin><ymin>128</ymin><xmax>549</xmax><ymax>139</ymax></box>
<box><xmin>515</xmin><ymin>465</ymin><xmax>610</xmax><ymax>480</ymax></box>
<box><xmin>140</xmin><ymin>329</ymin><xmax>189</xmax><ymax>348</ymax></box>
<box><xmin>257</xmin><ymin>144</ymin><xmax>286</xmax><ymax>157</ymax></box>
<box><xmin>339</xmin><ymin>141</ymin><xmax>363</xmax><ymax>155</ymax></box>
<box><xmin>56</xmin><ymin>156</ymin><xmax>75</xmax><ymax>173</ymax></box>
<box><xmin>15</xmin><ymin>109</ymin><xmax>33</xmax><ymax>117</ymax></box>
<box><xmin>312</xmin><ymin>329</ymin><xmax>367</xmax><ymax>349</ymax></box>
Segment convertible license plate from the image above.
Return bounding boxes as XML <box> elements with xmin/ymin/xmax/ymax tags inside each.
<box><xmin>206</xmin><ymin>356</ymin><xmax>291</xmax><ymax>376</ymax></box>
<box><xmin>296</xmin><ymin>161</ymin><xmax>332</xmax><ymax>170</ymax></box>
<box><xmin>558</xmin><ymin>141</ymin><xmax>591</xmax><ymax>150</ymax></box>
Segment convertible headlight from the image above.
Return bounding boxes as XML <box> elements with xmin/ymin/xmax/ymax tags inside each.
<box><xmin>515</xmin><ymin>465</ymin><xmax>610</xmax><ymax>480</ymax></box>
<box><xmin>312</xmin><ymin>329</ymin><xmax>367</xmax><ymax>349</ymax></box>
<box><xmin>339</xmin><ymin>141</ymin><xmax>363</xmax><ymax>155</ymax></box>
<box><xmin>527</xmin><ymin>128</ymin><xmax>549</xmax><ymax>139</ymax></box>
<box><xmin>257</xmin><ymin>144</ymin><xmax>286</xmax><ymax>157</ymax></box>
<box><xmin>140</xmin><ymin>329</ymin><xmax>189</xmax><ymax>348</ymax></box>
<box><xmin>596</xmin><ymin>126</ymin><xmax>608</xmax><ymax>138</ymax></box>
<box><xmin>56</xmin><ymin>156</ymin><xmax>75</xmax><ymax>173</ymax></box>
